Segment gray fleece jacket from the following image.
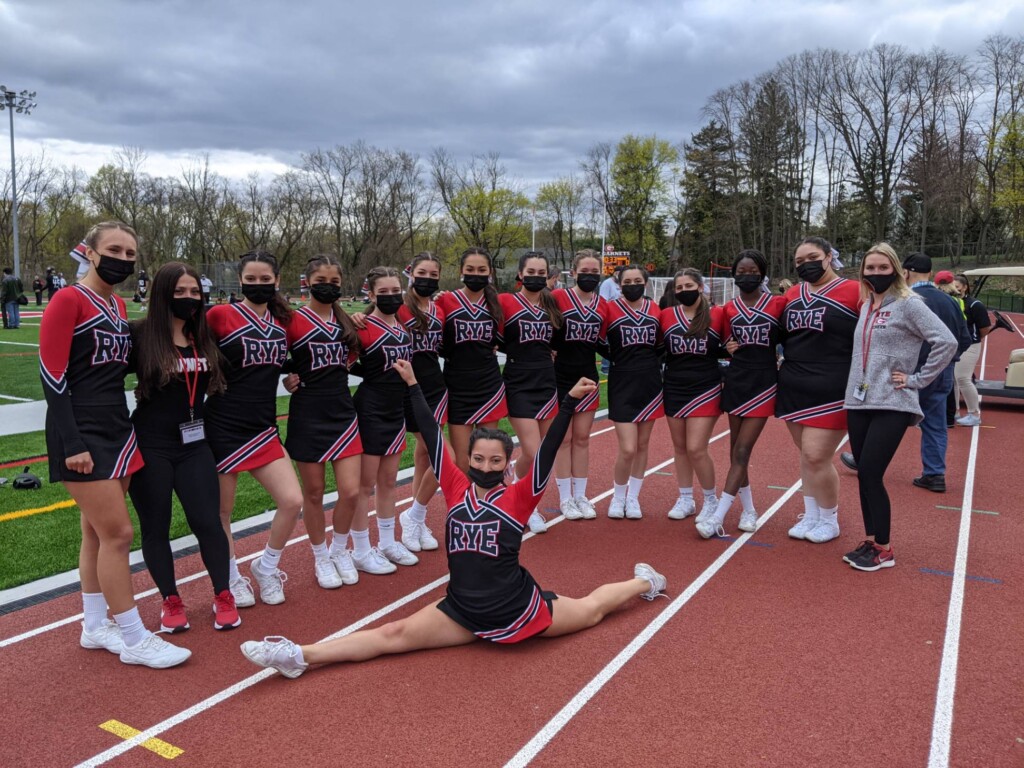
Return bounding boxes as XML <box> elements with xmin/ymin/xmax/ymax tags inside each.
<box><xmin>844</xmin><ymin>292</ymin><xmax>957</xmax><ymax>423</ymax></box>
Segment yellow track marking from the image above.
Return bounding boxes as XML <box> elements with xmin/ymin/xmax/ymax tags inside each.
<box><xmin>0</xmin><ymin>499</ymin><xmax>76</xmax><ymax>522</ymax></box>
<box><xmin>98</xmin><ymin>720</ymin><xmax>183</xmax><ymax>760</ymax></box>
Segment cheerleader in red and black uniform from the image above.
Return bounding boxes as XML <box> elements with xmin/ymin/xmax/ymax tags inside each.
<box><xmin>499</xmin><ymin>251</ymin><xmax>563</xmax><ymax>534</ymax></box>
<box><xmin>696</xmin><ymin>249</ymin><xmax>787</xmax><ymax>538</ymax></box>
<box><xmin>777</xmin><ymin>238</ymin><xmax>860</xmax><ymax>544</ymax></box>
<box><xmin>239</xmin><ymin>360</ymin><xmax>667</xmax><ymax>679</ymax></box>
<box><xmin>601</xmin><ymin>265</ymin><xmax>663</xmax><ymax>520</ymax></box>
<box><xmin>40</xmin><ymin>221</ymin><xmax>189</xmax><ymax>668</ymax></box>
<box><xmin>205</xmin><ymin>251</ymin><xmax>303</xmax><ymax>607</ymax></box>
<box><xmin>436</xmin><ymin>249</ymin><xmax>507</xmax><ymax>474</ymax></box>
<box><xmin>350</xmin><ymin>267</ymin><xmax>418</xmax><ymax>575</ymax></box>
<box><xmin>281</xmin><ymin>255</ymin><xmax>363</xmax><ymax>590</ymax></box>
<box><xmin>661</xmin><ymin>268</ymin><xmax>725</xmax><ymax>523</ymax></box>
<box><xmin>551</xmin><ymin>250</ymin><xmax>605</xmax><ymax>521</ymax></box>
<box><xmin>397</xmin><ymin>253</ymin><xmax>446</xmax><ymax>555</ymax></box>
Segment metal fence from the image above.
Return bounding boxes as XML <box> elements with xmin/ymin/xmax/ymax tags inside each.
<box><xmin>978</xmin><ymin>292</ymin><xmax>1024</xmax><ymax>313</ymax></box>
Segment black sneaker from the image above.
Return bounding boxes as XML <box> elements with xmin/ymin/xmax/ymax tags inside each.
<box><xmin>843</xmin><ymin>540</ymin><xmax>874</xmax><ymax>564</ymax></box>
<box><xmin>849</xmin><ymin>543</ymin><xmax>896</xmax><ymax>572</ymax></box>
<box><xmin>840</xmin><ymin>452</ymin><xmax>858</xmax><ymax>472</ymax></box>
<box><xmin>912</xmin><ymin>474</ymin><xmax>946</xmax><ymax>493</ymax></box>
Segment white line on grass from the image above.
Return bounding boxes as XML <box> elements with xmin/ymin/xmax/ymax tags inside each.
<box><xmin>0</xmin><ymin>394</ymin><xmax>33</xmax><ymax>402</ymax></box>
<box><xmin>0</xmin><ymin>339</ymin><xmax>39</xmax><ymax>347</ymax></box>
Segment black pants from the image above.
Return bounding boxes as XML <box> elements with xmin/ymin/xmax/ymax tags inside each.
<box><xmin>128</xmin><ymin>442</ymin><xmax>229</xmax><ymax>596</ymax></box>
<box><xmin>847</xmin><ymin>409</ymin><xmax>914</xmax><ymax>546</ymax></box>
<box><xmin>35</xmin><ymin>291</ymin><xmax>42</xmax><ymax>306</ymax></box>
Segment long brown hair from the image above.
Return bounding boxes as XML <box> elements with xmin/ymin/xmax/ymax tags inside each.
<box><xmin>662</xmin><ymin>268</ymin><xmax>711</xmax><ymax>338</ymax></box>
<box><xmin>403</xmin><ymin>251</ymin><xmax>442</xmax><ymax>333</ymax></box>
<box><xmin>460</xmin><ymin>247</ymin><xmax>503</xmax><ymax>324</ymax></box>
<box><xmin>518</xmin><ymin>251</ymin><xmax>564</xmax><ymax>330</ymax></box>
<box><xmin>132</xmin><ymin>262</ymin><xmax>226</xmax><ymax>402</ymax></box>
<box><xmin>238</xmin><ymin>250</ymin><xmax>293</xmax><ymax>325</ymax></box>
<box><xmin>305</xmin><ymin>254</ymin><xmax>360</xmax><ymax>354</ymax></box>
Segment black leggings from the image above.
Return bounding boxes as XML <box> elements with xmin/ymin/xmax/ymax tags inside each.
<box><xmin>128</xmin><ymin>442</ymin><xmax>229</xmax><ymax>596</ymax></box>
<box><xmin>846</xmin><ymin>409</ymin><xmax>914</xmax><ymax>546</ymax></box>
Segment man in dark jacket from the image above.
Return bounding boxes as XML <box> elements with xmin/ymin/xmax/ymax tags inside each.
<box><xmin>902</xmin><ymin>253</ymin><xmax>972</xmax><ymax>493</ymax></box>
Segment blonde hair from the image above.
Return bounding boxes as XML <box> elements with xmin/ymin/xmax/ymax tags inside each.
<box><xmin>858</xmin><ymin>242</ymin><xmax>912</xmax><ymax>303</ymax></box>
<box><xmin>84</xmin><ymin>221</ymin><xmax>138</xmax><ymax>250</ymax></box>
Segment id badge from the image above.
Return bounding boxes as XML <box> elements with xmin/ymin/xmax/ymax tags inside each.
<box><xmin>854</xmin><ymin>382</ymin><xmax>868</xmax><ymax>402</ymax></box>
<box><xmin>179</xmin><ymin>419</ymin><xmax>206</xmax><ymax>445</ymax></box>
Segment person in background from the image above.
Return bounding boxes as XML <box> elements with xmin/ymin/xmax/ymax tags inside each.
<box><xmin>546</xmin><ymin>270</ymin><xmax>565</xmax><ymax>291</ymax></box>
<box><xmin>598</xmin><ymin>265</ymin><xmax>624</xmax><ymax>374</ymax></box>
<box><xmin>946</xmin><ymin>273</ymin><xmax>991</xmax><ymax>428</ymax></box>
<box><xmin>200</xmin><ymin>273</ymin><xmax>214</xmax><ymax>305</ymax></box>
<box><xmin>46</xmin><ymin>267</ymin><xmax>57</xmax><ymax>300</ymax></box>
<box><xmin>1</xmin><ymin>266</ymin><xmax>23</xmax><ymax>329</ymax></box>
<box><xmin>33</xmin><ymin>275</ymin><xmax>44</xmax><ymax>305</ymax></box>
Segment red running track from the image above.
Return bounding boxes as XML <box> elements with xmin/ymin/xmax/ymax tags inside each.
<box><xmin>0</xmin><ymin>320</ymin><xmax>1021</xmax><ymax>768</ymax></box>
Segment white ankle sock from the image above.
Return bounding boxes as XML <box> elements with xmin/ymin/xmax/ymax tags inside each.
<box><xmin>311</xmin><ymin>541</ymin><xmax>328</xmax><ymax>560</ymax></box>
<box><xmin>803</xmin><ymin>495</ymin><xmax>820</xmax><ymax>521</ymax></box>
<box><xmin>113</xmin><ymin>606</ymin><xmax>147</xmax><ymax>648</ymax></box>
<box><xmin>259</xmin><ymin>545</ymin><xmax>283</xmax><ymax>573</ymax></box>
<box><xmin>613</xmin><ymin>482</ymin><xmax>627</xmax><ymax>501</ymax></box>
<box><xmin>556</xmin><ymin>477</ymin><xmax>572</xmax><ymax>502</ymax></box>
<box><xmin>738</xmin><ymin>485</ymin><xmax>755</xmax><ymax>512</ymax></box>
<box><xmin>350</xmin><ymin>528</ymin><xmax>371</xmax><ymax>557</ymax></box>
<box><xmin>408</xmin><ymin>500</ymin><xmax>428</xmax><ymax>524</ymax></box>
<box><xmin>377</xmin><ymin>517</ymin><xmax>396</xmax><ymax>548</ymax></box>
<box><xmin>701</xmin><ymin>487</ymin><xmax>716</xmax><ymax>502</ymax></box>
<box><xmin>572</xmin><ymin>476</ymin><xmax>588</xmax><ymax>498</ymax></box>
<box><xmin>228</xmin><ymin>557</ymin><xmax>241</xmax><ymax>583</ymax></box>
<box><xmin>330</xmin><ymin>533</ymin><xmax>349</xmax><ymax>556</ymax></box>
<box><xmin>716</xmin><ymin>492</ymin><xmax>735</xmax><ymax>519</ymax></box>
<box><xmin>82</xmin><ymin>592</ymin><xmax>107</xmax><ymax>632</ymax></box>
<box><xmin>679</xmin><ymin>486</ymin><xmax>693</xmax><ymax>499</ymax></box>
<box><xmin>627</xmin><ymin>475</ymin><xmax>644</xmax><ymax>499</ymax></box>
<box><xmin>819</xmin><ymin>504</ymin><xmax>838</xmax><ymax>522</ymax></box>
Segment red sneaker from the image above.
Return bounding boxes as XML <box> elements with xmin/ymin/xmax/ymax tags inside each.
<box><xmin>213</xmin><ymin>590</ymin><xmax>241</xmax><ymax>631</ymax></box>
<box><xmin>160</xmin><ymin>595</ymin><xmax>190</xmax><ymax>633</ymax></box>
<box><xmin>849</xmin><ymin>543</ymin><xmax>896</xmax><ymax>572</ymax></box>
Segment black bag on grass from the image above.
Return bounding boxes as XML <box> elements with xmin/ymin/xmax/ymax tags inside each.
<box><xmin>12</xmin><ymin>467</ymin><xmax>42</xmax><ymax>490</ymax></box>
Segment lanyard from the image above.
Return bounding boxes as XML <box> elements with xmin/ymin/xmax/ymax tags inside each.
<box><xmin>861</xmin><ymin>302</ymin><xmax>884</xmax><ymax>375</ymax></box>
<box><xmin>176</xmin><ymin>345</ymin><xmax>200</xmax><ymax>421</ymax></box>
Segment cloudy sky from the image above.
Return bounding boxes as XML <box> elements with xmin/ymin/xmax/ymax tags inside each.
<box><xmin>2</xmin><ymin>0</ymin><xmax>1021</xmax><ymax>191</ymax></box>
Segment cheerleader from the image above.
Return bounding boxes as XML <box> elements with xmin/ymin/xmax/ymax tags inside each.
<box><xmin>282</xmin><ymin>255</ymin><xmax>363</xmax><ymax>589</ymax></box>
<box><xmin>696</xmin><ymin>250</ymin><xmax>786</xmax><ymax>538</ymax></box>
<box><xmin>499</xmin><ymin>251</ymin><xmax>563</xmax><ymax>534</ymax></box>
<box><xmin>205</xmin><ymin>251</ymin><xmax>304</xmax><ymax>606</ymax></box>
<box><xmin>129</xmin><ymin>262</ymin><xmax>239</xmax><ymax>634</ymax></box>
<box><xmin>40</xmin><ymin>221</ymin><xmax>189</xmax><ymax>668</ymax></box>
<box><xmin>351</xmin><ymin>267</ymin><xmax>418</xmax><ymax>573</ymax></box>
<box><xmin>777</xmin><ymin>238</ymin><xmax>860</xmax><ymax>544</ymax></box>
<box><xmin>602</xmin><ymin>265</ymin><xmax>663</xmax><ymax>519</ymax></box>
<box><xmin>436</xmin><ymin>248</ymin><xmax>508</xmax><ymax>473</ymax></box>
<box><xmin>660</xmin><ymin>269</ymin><xmax>724</xmax><ymax>522</ymax></box>
<box><xmin>551</xmin><ymin>250</ymin><xmax>605</xmax><ymax>520</ymax></box>
<box><xmin>397</xmin><ymin>253</ymin><xmax>446</xmax><ymax>554</ymax></box>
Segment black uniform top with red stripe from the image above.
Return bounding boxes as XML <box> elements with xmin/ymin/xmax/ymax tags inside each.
<box><xmin>205</xmin><ymin>303</ymin><xmax>288</xmax><ymax>424</ymax></box>
<box><xmin>398</xmin><ymin>301</ymin><xmax>444</xmax><ymax>374</ymax></box>
<box><xmin>781</xmin><ymin>278</ymin><xmax>861</xmax><ymax>364</ymax></box>
<box><xmin>285</xmin><ymin>306</ymin><xmax>354</xmax><ymax>393</ymax></box>
<box><xmin>497</xmin><ymin>293</ymin><xmax>555</xmax><ymax>364</ymax></box>
<box><xmin>131</xmin><ymin>343</ymin><xmax>211</xmax><ymax>449</ymax></box>
<box><xmin>39</xmin><ymin>284</ymin><xmax>132</xmax><ymax>456</ymax></box>
<box><xmin>722</xmin><ymin>293</ymin><xmax>787</xmax><ymax>368</ymax></box>
<box><xmin>436</xmin><ymin>290</ymin><xmax>500</xmax><ymax>372</ymax></box>
<box><xmin>601</xmin><ymin>297</ymin><xmax>662</xmax><ymax>369</ymax></box>
<box><xmin>552</xmin><ymin>288</ymin><xmax>606</xmax><ymax>368</ymax></box>
<box><xmin>355</xmin><ymin>316</ymin><xmax>412</xmax><ymax>388</ymax></box>
<box><xmin>661</xmin><ymin>304</ymin><xmax>726</xmax><ymax>374</ymax></box>
<box><xmin>409</xmin><ymin>382</ymin><xmax>579</xmax><ymax>623</ymax></box>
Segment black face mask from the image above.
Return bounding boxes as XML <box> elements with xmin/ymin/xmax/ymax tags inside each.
<box><xmin>241</xmin><ymin>283</ymin><xmax>277</xmax><ymax>305</ymax></box>
<box><xmin>621</xmin><ymin>284</ymin><xmax>646</xmax><ymax>302</ymax></box>
<box><xmin>675</xmin><ymin>289</ymin><xmax>701</xmax><ymax>307</ymax></box>
<box><xmin>521</xmin><ymin>276</ymin><xmax>547</xmax><ymax>293</ymax></box>
<box><xmin>412</xmin><ymin>277</ymin><xmax>439</xmax><ymax>298</ymax></box>
<box><xmin>468</xmin><ymin>466</ymin><xmax>505</xmax><ymax>489</ymax></box>
<box><xmin>310</xmin><ymin>283</ymin><xmax>342</xmax><ymax>304</ymax></box>
<box><xmin>170</xmin><ymin>298</ymin><xmax>203</xmax><ymax>321</ymax></box>
<box><xmin>796</xmin><ymin>260</ymin><xmax>827</xmax><ymax>284</ymax></box>
<box><xmin>865</xmin><ymin>274</ymin><xmax>897</xmax><ymax>294</ymax></box>
<box><xmin>734</xmin><ymin>274</ymin><xmax>763</xmax><ymax>294</ymax></box>
<box><xmin>575</xmin><ymin>273</ymin><xmax>600</xmax><ymax>293</ymax></box>
<box><xmin>94</xmin><ymin>255</ymin><xmax>135</xmax><ymax>286</ymax></box>
<box><xmin>375</xmin><ymin>294</ymin><xmax>404</xmax><ymax>315</ymax></box>
<box><xmin>462</xmin><ymin>274</ymin><xmax>490</xmax><ymax>292</ymax></box>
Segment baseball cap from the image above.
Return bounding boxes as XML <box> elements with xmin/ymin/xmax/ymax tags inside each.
<box><xmin>934</xmin><ymin>270</ymin><xmax>955</xmax><ymax>285</ymax></box>
<box><xmin>902</xmin><ymin>252</ymin><xmax>932</xmax><ymax>273</ymax></box>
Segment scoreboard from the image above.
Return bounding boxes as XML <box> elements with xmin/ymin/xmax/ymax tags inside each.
<box><xmin>602</xmin><ymin>249</ymin><xmax>631</xmax><ymax>275</ymax></box>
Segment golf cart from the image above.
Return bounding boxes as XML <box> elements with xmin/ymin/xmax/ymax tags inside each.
<box><xmin>964</xmin><ymin>266</ymin><xmax>1024</xmax><ymax>400</ymax></box>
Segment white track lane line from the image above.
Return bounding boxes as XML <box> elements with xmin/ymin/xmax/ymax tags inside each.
<box><xmin>71</xmin><ymin>433</ymin><xmax>730</xmax><ymax>768</ymax></box>
<box><xmin>504</xmin><ymin>437</ymin><xmax>848</xmax><ymax>768</ymax></box>
<box><xmin>0</xmin><ymin>339</ymin><xmax>39</xmax><ymax>347</ymax></box>
<box><xmin>927</xmin><ymin>410</ymin><xmax>982</xmax><ymax>767</ymax></box>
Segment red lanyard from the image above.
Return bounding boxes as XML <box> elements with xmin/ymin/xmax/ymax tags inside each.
<box><xmin>176</xmin><ymin>345</ymin><xmax>200</xmax><ymax>420</ymax></box>
<box><xmin>861</xmin><ymin>302</ymin><xmax>883</xmax><ymax>375</ymax></box>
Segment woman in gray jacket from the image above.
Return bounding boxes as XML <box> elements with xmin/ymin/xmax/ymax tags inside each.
<box><xmin>843</xmin><ymin>243</ymin><xmax>956</xmax><ymax>572</ymax></box>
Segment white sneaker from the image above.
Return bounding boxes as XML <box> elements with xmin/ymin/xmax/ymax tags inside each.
<box><xmin>380</xmin><ymin>541</ymin><xmax>419</xmax><ymax>566</ymax></box>
<box><xmin>329</xmin><ymin>549</ymin><xmax>359</xmax><ymax>585</ymax></box>
<box><xmin>695</xmin><ymin>501</ymin><xmax>727</xmax><ymax>539</ymax></box>
<box><xmin>399</xmin><ymin>510</ymin><xmax>439</xmax><ymax>552</ymax></box>
<box><xmin>625</xmin><ymin>497</ymin><xmax>642</xmax><ymax>520</ymax></box>
<box><xmin>738</xmin><ymin>508</ymin><xmax>758</xmax><ymax>533</ymax></box>
<box><xmin>805</xmin><ymin>516</ymin><xmax>841</xmax><ymax>543</ymax></box>
<box><xmin>955</xmin><ymin>413</ymin><xmax>981</xmax><ymax>427</ymax></box>
<box><xmin>314</xmin><ymin>558</ymin><xmax>344</xmax><ymax>589</ymax></box>
<box><xmin>229</xmin><ymin>575</ymin><xmax>256</xmax><ymax>608</ymax></box>
<box><xmin>634</xmin><ymin>563</ymin><xmax>668</xmax><ymax>601</ymax></box>
<box><xmin>608</xmin><ymin>496</ymin><xmax>626</xmax><ymax>519</ymax></box>
<box><xmin>80</xmin><ymin>620</ymin><xmax>123</xmax><ymax>654</ymax></box>
<box><xmin>250</xmin><ymin>562</ymin><xmax>288</xmax><ymax>605</ymax></box>
<box><xmin>667</xmin><ymin>495</ymin><xmax>696</xmax><ymax>520</ymax></box>
<box><xmin>574</xmin><ymin>496</ymin><xmax>597</xmax><ymax>519</ymax></box>
<box><xmin>240</xmin><ymin>636</ymin><xmax>308</xmax><ymax>679</ymax></box>
<box><xmin>788</xmin><ymin>512</ymin><xmax>819</xmax><ymax>540</ymax></box>
<box><xmin>694</xmin><ymin>496</ymin><xmax>717</xmax><ymax>525</ymax></box>
<box><xmin>560</xmin><ymin>498</ymin><xmax>583</xmax><ymax>520</ymax></box>
<box><xmin>417</xmin><ymin>522</ymin><xmax>439</xmax><ymax>551</ymax></box>
<box><xmin>528</xmin><ymin>510</ymin><xmax>548</xmax><ymax>533</ymax></box>
<box><xmin>120</xmin><ymin>632</ymin><xmax>191</xmax><ymax>669</ymax></box>
<box><xmin>352</xmin><ymin>547</ymin><xmax>398</xmax><ymax>575</ymax></box>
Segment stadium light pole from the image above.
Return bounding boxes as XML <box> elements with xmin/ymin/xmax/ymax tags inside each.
<box><xmin>0</xmin><ymin>86</ymin><xmax>38</xmax><ymax>279</ymax></box>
